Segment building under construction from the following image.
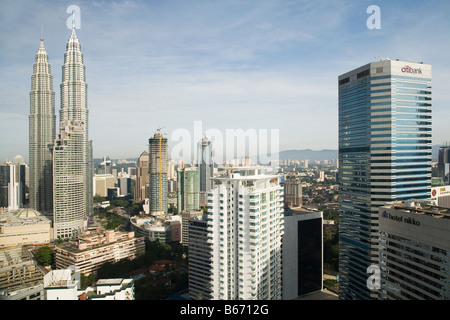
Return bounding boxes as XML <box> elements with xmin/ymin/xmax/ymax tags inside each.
<box><xmin>0</xmin><ymin>246</ymin><xmax>46</xmax><ymax>300</ymax></box>
<box><xmin>149</xmin><ymin>129</ymin><xmax>168</xmax><ymax>215</ymax></box>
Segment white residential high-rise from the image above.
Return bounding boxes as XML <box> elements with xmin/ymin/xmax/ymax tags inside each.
<box><xmin>29</xmin><ymin>35</ymin><xmax>56</xmax><ymax>214</ymax></box>
<box><xmin>53</xmin><ymin>121</ymin><xmax>87</xmax><ymax>238</ymax></box>
<box><xmin>205</xmin><ymin>167</ymin><xmax>284</xmax><ymax>300</ymax></box>
<box><xmin>53</xmin><ymin>28</ymin><xmax>92</xmax><ymax>238</ymax></box>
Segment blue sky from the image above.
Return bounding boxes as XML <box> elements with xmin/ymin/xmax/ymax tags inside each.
<box><xmin>1</xmin><ymin>0</ymin><xmax>450</xmax><ymax>162</ymax></box>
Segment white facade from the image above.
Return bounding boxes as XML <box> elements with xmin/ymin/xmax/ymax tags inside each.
<box><xmin>53</xmin><ymin>121</ymin><xmax>88</xmax><ymax>239</ymax></box>
<box><xmin>206</xmin><ymin>167</ymin><xmax>284</xmax><ymax>300</ymax></box>
<box><xmin>44</xmin><ymin>271</ymin><xmax>135</xmax><ymax>300</ymax></box>
<box><xmin>0</xmin><ymin>208</ymin><xmax>52</xmax><ymax>248</ymax></box>
<box><xmin>93</xmin><ymin>174</ymin><xmax>116</xmax><ymax>197</ymax></box>
<box><xmin>88</xmin><ymin>278</ymin><xmax>135</xmax><ymax>300</ymax></box>
<box><xmin>0</xmin><ymin>163</ymin><xmax>21</xmax><ymax>211</ymax></box>
<box><xmin>431</xmin><ymin>185</ymin><xmax>450</xmax><ymax>208</ymax></box>
<box><xmin>44</xmin><ymin>269</ymin><xmax>80</xmax><ymax>300</ymax></box>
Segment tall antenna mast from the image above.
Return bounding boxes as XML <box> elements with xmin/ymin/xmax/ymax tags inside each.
<box><xmin>71</xmin><ymin>8</ymin><xmax>76</xmax><ymax>30</ymax></box>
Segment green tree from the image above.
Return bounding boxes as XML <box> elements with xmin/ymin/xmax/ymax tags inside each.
<box><xmin>34</xmin><ymin>246</ymin><xmax>53</xmax><ymax>266</ymax></box>
<box><xmin>94</xmin><ymin>195</ymin><xmax>107</xmax><ymax>204</ymax></box>
<box><xmin>323</xmin><ymin>209</ymin><xmax>339</xmax><ymax>223</ymax></box>
<box><xmin>323</xmin><ymin>229</ymin><xmax>339</xmax><ymax>272</ymax></box>
<box><xmin>105</xmin><ymin>215</ymin><xmax>125</xmax><ymax>230</ymax></box>
<box><xmin>112</xmin><ymin>199</ymin><xmax>129</xmax><ymax>208</ymax></box>
<box><xmin>129</xmin><ymin>203</ymin><xmax>141</xmax><ymax>215</ymax></box>
<box><xmin>80</xmin><ymin>273</ymin><xmax>96</xmax><ymax>290</ymax></box>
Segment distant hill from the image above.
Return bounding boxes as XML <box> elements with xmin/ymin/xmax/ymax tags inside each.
<box><xmin>278</xmin><ymin>149</ymin><xmax>338</xmax><ymax>161</ymax></box>
<box><xmin>93</xmin><ymin>145</ymin><xmax>442</xmax><ymax>164</ymax></box>
<box><xmin>279</xmin><ymin>145</ymin><xmax>442</xmax><ymax>162</ymax></box>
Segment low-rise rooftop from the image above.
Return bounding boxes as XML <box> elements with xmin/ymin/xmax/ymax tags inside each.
<box><xmin>383</xmin><ymin>200</ymin><xmax>450</xmax><ymax>220</ymax></box>
<box><xmin>55</xmin><ymin>230</ymin><xmax>138</xmax><ymax>253</ymax></box>
<box><xmin>0</xmin><ymin>208</ymin><xmax>51</xmax><ymax>228</ymax></box>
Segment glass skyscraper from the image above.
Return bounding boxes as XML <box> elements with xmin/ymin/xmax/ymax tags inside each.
<box><xmin>197</xmin><ymin>136</ymin><xmax>214</xmax><ymax>205</ymax></box>
<box><xmin>338</xmin><ymin>59</ymin><xmax>432</xmax><ymax>300</ymax></box>
<box><xmin>149</xmin><ymin>130</ymin><xmax>168</xmax><ymax>215</ymax></box>
<box><xmin>177</xmin><ymin>166</ymin><xmax>200</xmax><ymax>212</ymax></box>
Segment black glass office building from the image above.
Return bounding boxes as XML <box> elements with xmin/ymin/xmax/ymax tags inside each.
<box><xmin>338</xmin><ymin>60</ymin><xmax>432</xmax><ymax>300</ymax></box>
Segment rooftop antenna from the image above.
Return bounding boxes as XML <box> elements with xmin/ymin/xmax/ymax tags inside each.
<box><xmin>69</xmin><ymin>6</ymin><xmax>77</xmax><ymax>32</ymax></box>
<box><xmin>41</xmin><ymin>24</ymin><xmax>44</xmax><ymax>41</ymax></box>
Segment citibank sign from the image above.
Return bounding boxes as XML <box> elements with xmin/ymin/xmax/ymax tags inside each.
<box><xmin>401</xmin><ymin>65</ymin><xmax>422</xmax><ymax>74</ymax></box>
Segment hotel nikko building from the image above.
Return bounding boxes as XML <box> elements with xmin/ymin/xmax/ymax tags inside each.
<box><xmin>337</xmin><ymin>59</ymin><xmax>432</xmax><ymax>300</ymax></box>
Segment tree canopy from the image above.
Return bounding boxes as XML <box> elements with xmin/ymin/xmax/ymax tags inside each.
<box><xmin>34</xmin><ymin>246</ymin><xmax>53</xmax><ymax>266</ymax></box>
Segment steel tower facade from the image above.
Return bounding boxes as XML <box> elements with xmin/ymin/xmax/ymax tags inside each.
<box><xmin>53</xmin><ymin>28</ymin><xmax>93</xmax><ymax>238</ymax></box>
<box><xmin>149</xmin><ymin>130</ymin><xmax>168</xmax><ymax>215</ymax></box>
<box><xmin>197</xmin><ymin>136</ymin><xmax>214</xmax><ymax>204</ymax></box>
<box><xmin>29</xmin><ymin>36</ymin><xmax>56</xmax><ymax>214</ymax></box>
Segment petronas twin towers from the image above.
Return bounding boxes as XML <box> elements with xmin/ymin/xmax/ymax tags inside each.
<box><xmin>29</xmin><ymin>35</ymin><xmax>55</xmax><ymax>214</ymax></box>
<box><xmin>29</xmin><ymin>27</ymin><xmax>93</xmax><ymax>239</ymax></box>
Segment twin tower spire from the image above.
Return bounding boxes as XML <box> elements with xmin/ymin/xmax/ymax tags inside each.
<box><xmin>29</xmin><ymin>28</ymin><xmax>93</xmax><ymax>239</ymax></box>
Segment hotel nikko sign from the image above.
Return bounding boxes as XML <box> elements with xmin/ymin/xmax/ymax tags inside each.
<box><xmin>382</xmin><ymin>210</ymin><xmax>421</xmax><ymax>227</ymax></box>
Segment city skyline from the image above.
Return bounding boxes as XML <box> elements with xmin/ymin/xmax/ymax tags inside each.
<box><xmin>2</xmin><ymin>0</ymin><xmax>450</xmax><ymax>162</ymax></box>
